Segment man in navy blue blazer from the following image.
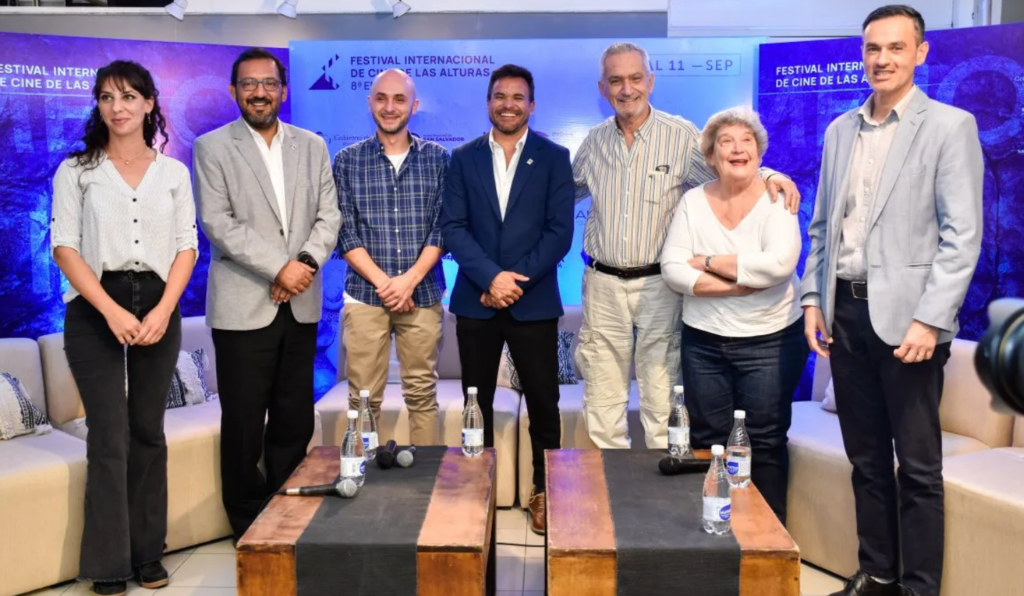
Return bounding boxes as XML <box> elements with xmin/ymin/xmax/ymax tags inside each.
<box><xmin>440</xmin><ymin>64</ymin><xmax>574</xmax><ymax>535</ymax></box>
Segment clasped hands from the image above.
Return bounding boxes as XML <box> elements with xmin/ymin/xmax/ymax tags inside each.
<box><xmin>271</xmin><ymin>260</ymin><xmax>316</xmax><ymax>305</ymax></box>
<box><xmin>480</xmin><ymin>271</ymin><xmax>529</xmax><ymax>309</ymax></box>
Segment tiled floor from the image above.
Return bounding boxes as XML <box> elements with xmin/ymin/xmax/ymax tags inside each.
<box><xmin>24</xmin><ymin>509</ymin><xmax>845</xmax><ymax>596</ymax></box>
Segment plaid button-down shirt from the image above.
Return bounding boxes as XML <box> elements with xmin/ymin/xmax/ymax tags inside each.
<box><xmin>334</xmin><ymin>134</ymin><xmax>449</xmax><ymax>307</ymax></box>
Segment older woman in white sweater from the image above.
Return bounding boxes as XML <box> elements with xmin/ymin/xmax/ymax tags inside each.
<box><xmin>661</xmin><ymin>107</ymin><xmax>808</xmax><ymax>524</ymax></box>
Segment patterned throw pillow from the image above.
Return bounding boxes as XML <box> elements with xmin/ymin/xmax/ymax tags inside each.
<box><xmin>165</xmin><ymin>371</ymin><xmax>188</xmax><ymax>410</ymax></box>
<box><xmin>166</xmin><ymin>348</ymin><xmax>213</xmax><ymax>409</ymax></box>
<box><xmin>495</xmin><ymin>331</ymin><xmax>578</xmax><ymax>393</ymax></box>
<box><xmin>0</xmin><ymin>372</ymin><xmax>52</xmax><ymax>440</ymax></box>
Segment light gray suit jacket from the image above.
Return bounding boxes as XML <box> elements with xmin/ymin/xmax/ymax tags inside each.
<box><xmin>193</xmin><ymin>118</ymin><xmax>341</xmax><ymax>331</ymax></box>
<box><xmin>800</xmin><ymin>91</ymin><xmax>983</xmax><ymax>346</ymax></box>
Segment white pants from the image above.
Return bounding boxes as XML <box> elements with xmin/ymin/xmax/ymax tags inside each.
<box><xmin>574</xmin><ymin>267</ymin><xmax>682</xmax><ymax>449</ymax></box>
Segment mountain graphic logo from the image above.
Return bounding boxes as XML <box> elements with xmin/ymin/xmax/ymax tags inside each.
<box><xmin>309</xmin><ymin>54</ymin><xmax>343</xmax><ymax>90</ymax></box>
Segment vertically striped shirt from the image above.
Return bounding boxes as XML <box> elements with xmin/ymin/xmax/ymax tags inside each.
<box><xmin>573</xmin><ymin>107</ymin><xmax>716</xmax><ymax>268</ymax></box>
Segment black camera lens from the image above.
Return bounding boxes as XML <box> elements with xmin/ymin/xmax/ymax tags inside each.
<box><xmin>975</xmin><ymin>298</ymin><xmax>1024</xmax><ymax>416</ymax></box>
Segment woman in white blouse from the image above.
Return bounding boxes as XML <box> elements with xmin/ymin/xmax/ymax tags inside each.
<box><xmin>661</xmin><ymin>107</ymin><xmax>808</xmax><ymax>525</ymax></box>
<box><xmin>50</xmin><ymin>61</ymin><xmax>197</xmax><ymax>596</ymax></box>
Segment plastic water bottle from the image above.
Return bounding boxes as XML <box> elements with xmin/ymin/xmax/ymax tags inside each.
<box><xmin>726</xmin><ymin>410</ymin><xmax>752</xmax><ymax>488</ymax></box>
<box><xmin>462</xmin><ymin>386</ymin><xmax>484</xmax><ymax>457</ymax></box>
<box><xmin>358</xmin><ymin>389</ymin><xmax>378</xmax><ymax>461</ymax></box>
<box><xmin>667</xmin><ymin>385</ymin><xmax>692</xmax><ymax>458</ymax></box>
<box><xmin>703</xmin><ymin>444</ymin><xmax>732</xmax><ymax>535</ymax></box>
<box><xmin>341</xmin><ymin>410</ymin><xmax>366</xmax><ymax>488</ymax></box>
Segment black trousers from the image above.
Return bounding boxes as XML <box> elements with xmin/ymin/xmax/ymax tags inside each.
<box><xmin>456</xmin><ymin>311</ymin><xmax>561</xmax><ymax>491</ymax></box>
<box><xmin>212</xmin><ymin>303</ymin><xmax>317</xmax><ymax>540</ymax></box>
<box><xmin>831</xmin><ymin>281</ymin><xmax>950</xmax><ymax>596</ymax></box>
<box><xmin>64</xmin><ymin>272</ymin><xmax>181</xmax><ymax>582</ymax></box>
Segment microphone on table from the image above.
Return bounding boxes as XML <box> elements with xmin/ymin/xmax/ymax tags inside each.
<box><xmin>281</xmin><ymin>478</ymin><xmax>359</xmax><ymax>498</ymax></box>
<box><xmin>396</xmin><ymin>445</ymin><xmax>416</xmax><ymax>468</ymax></box>
<box><xmin>658</xmin><ymin>456</ymin><xmax>711</xmax><ymax>476</ymax></box>
<box><xmin>377</xmin><ymin>440</ymin><xmax>399</xmax><ymax>469</ymax></box>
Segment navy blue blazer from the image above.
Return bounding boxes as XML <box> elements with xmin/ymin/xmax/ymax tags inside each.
<box><xmin>440</xmin><ymin>131</ymin><xmax>574</xmax><ymax>321</ymax></box>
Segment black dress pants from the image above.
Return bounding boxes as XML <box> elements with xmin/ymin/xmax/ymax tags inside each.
<box><xmin>212</xmin><ymin>303</ymin><xmax>317</xmax><ymax>540</ymax></box>
<box><xmin>831</xmin><ymin>280</ymin><xmax>950</xmax><ymax>596</ymax></box>
<box><xmin>456</xmin><ymin>310</ymin><xmax>561</xmax><ymax>491</ymax></box>
<box><xmin>64</xmin><ymin>271</ymin><xmax>181</xmax><ymax>582</ymax></box>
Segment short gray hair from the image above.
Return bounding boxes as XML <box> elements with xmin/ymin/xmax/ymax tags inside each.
<box><xmin>700</xmin><ymin>107</ymin><xmax>769</xmax><ymax>162</ymax></box>
<box><xmin>600</xmin><ymin>42</ymin><xmax>650</xmax><ymax>79</ymax></box>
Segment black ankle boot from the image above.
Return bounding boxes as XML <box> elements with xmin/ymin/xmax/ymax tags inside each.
<box><xmin>134</xmin><ymin>561</ymin><xmax>169</xmax><ymax>589</ymax></box>
<box><xmin>829</xmin><ymin>571</ymin><xmax>902</xmax><ymax>596</ymax></box>
<box><xmin>91</xmin><ymin>581</ymin><xmax>127</xmax><ymax>596</ymax></box>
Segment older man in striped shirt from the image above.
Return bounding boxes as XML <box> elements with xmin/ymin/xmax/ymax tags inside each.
<box><xmin>572</xmin><ymin>41</ymin><xmax>800</xmax><ymax>449</ymax></box>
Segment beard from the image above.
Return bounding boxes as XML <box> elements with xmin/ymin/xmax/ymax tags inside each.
<box><xmin>613</xmin><ymin>95</ymin><xmax>647</xmax><ymax>119</ymax></box>
<box><xmin>373</xmin><ymin>111</ymin><xmax>410</xmax><ymax>135</ymax></box>
<box><xmin>488</xmin><ymin>110</ymin><xmax>529</xmax><ymax>136</ymax></box>
<box><xmin>239</xmin><ymin>97</ymin><xmax>279</xmax><ymax>130</ymax></box>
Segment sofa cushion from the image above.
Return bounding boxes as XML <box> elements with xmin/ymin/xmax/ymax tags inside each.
<box><xmin>787</xmin><ymin>401</ymin><xmax>994</xmax><ymax>577</ymax></box>
<box><xmin>0</xmin><ymin>373</ymin><xmax>51</xmax><ymax>440</ymax></box>
<box><xmin>316</xmin><ymin>379</ymin><xmax>520</xmax><ymax>507</ymax></box>
<box><xmin>1013</xmin><ymin>416</ymin><xmax>1024</xmax><ymax>448</ymax></box>
<box><xmin>0</xmin><ymin>338</ymin><xmax>47</xmax><ymax>416</ymax></box>
<box><xmin>941</xmin><ymin>447</ymin><xmax>1024</xmax><ymax>596</ymax></box>
<box><xmin>38</xmin><ymin>332</ymin><xmax>85</xmax><ymax>426</ymax></box>
<box><xmin>0</xmin><ymin>430</ymin><xmax>87</xmax><ymax>596</ymax></box>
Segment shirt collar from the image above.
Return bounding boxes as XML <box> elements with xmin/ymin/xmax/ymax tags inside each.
<box><xmin>614</xmin><ymin>104</ymin><xmax>657</xmax><ymax>140</ymax></box>
<box><xmin>244</xmin><ymin>119</ymin><xmax>284</xmax><ymax>146</ymax></box>
<box><xmin>488</xmin><ymin>127</ymin><xmax>529</xmax><ymax>151</ymax></box>
<box><xmin>374</xmin><ymin>131</ymin><xmax>421</xmax><ymax>155</ymax></box>
<box><xmin>859</xmin><ymin>86</ymin><xmax>917</xmax><ymax>126</ymax></box>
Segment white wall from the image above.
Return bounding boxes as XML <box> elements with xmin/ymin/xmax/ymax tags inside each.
<box><xmin>667</xmin><ymin>0</ymin><xmax>970</xmax><ymax>37</ymax></box>
<box><xmin>9</xmin><ymin>0</ymin><xmax>668</xmax><ymax>14</ymax></box>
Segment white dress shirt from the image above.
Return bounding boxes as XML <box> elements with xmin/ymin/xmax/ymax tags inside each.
<box><xmin>488</xmin><ymin>128</ymin><xmax>528</xmax><ymax>220</ymax></box>
<box><xmin>661</xmin><ymin>185</ymin><xmax>803</xmax><ymax>338</ymax></box>
<box><xmin>245</xmin><ymin>120</ymin><xmax>288</xmax><ymax>241</ymax></box>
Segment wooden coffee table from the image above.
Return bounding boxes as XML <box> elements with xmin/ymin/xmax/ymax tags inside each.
<box><xmin>236</xmin><ymin>446</ymin><xmax>497</xmax><ymax>596</ymax></box>
<box><xmin>546</xmin><ymin>449</ymin><xmax>800</xmax><ymax>596</ymax></box>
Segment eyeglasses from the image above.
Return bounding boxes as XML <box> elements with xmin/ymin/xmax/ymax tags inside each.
<box><xmin>235</xmin><ymin>78</ymin><xmax>282</xmax><ymax>92</ymax></box>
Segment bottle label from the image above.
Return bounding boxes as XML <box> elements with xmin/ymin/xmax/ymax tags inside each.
<box><xmin>668</xmin><ymin>427</ymin><xmax>690</xmax><ymax>449</ymax></box>
<box><xmin>362</xmin><ymin>432</ymin><xmax>378</xmax><ymax>451</ymax></box>
<box><xmin>727</xmin><ymin>456</ymin><xmax>751</xmax><ymax>477</ymax></box>
<box><xmin>703</xmin><ymin>496</ymin><xmax>731</xmax><ymax>522</ymax></box>
<box><xmin>462</xmin><ymin>428</ymin><xmax>484</xmax><ymax>447</ymax></box>
<box><xmin>341</xmin><ymin>457</ymin><xmax>365</xmax><ymax>478</ymax></box>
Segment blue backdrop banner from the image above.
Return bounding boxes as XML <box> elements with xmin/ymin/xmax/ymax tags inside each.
<box><xmin>288</xmin><ymin>37</ymin><xmax>764</xmax><ymax>392</ymax></box>
<box><xmin>758</xmin><ymin>22</ymin><xmax>1024</xmax><ymax>399</ymax></box>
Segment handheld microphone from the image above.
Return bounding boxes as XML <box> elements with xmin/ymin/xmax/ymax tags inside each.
<box><xmin>337</xmin><ymin>478</ymin><xmax>359</xmax><ymax>498</ymax></box>
<box><xmin>396</xmin><ymin>445</ymin><xmax>416</xmax><ymax>468</ymax></box>
<box><xmin>377</xmin><ymin>440</ymin><xmax>399</xmax><ymax>469</ymax></box>
<box><xmin>283</xmin><ymin>483</ymin><xmax>339</xmax><ymax>496</ymax></box>
<box><xmin>658</xmin><ymin>456</ymin><xmax>711</xmax><ymax>476</ymax></box>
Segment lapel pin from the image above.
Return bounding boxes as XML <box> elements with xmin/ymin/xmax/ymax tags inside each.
<box><xmin>527</xmin><ymin>158</ymin><xmax>533</xmax><ymax>165</ymax></box>
<box><xmin>289</xmin><ymin>144</ymin><xmax>297</xmax><ymax>150</ymax></box>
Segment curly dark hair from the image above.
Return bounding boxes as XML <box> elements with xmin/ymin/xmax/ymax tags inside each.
<box><xmin>68</xmin><ymin>60</ymin><xmax>168</xmax><ymax>169</ymax></box>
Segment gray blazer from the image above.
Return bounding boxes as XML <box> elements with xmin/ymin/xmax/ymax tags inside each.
<box><xmin>800</xmin><ymin>91</ymin><xmax>983</xmax><ymax>346</ymax></box>
<box><xmin>193</xmin><ymin>118</ymin><xmax>341</xmax><ymax>331</ymax></box>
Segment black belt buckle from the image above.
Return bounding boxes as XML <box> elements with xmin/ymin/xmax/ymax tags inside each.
<box><xmin>850</xmin><ymin>281</ymin><xmax>868</xmax><ymax>300</ymax></box>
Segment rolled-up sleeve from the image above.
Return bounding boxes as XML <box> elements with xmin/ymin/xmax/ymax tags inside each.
<box><xmin>51</xmin><ymin>160</ymin><xmax>83</xmax><ymax>254</ymax></box>
<box><xmin>424</xmin><ymin>148</ymin><xmax>449</xmax><ymax>250</ymax></box>
<box><xmin>173</xmin><ymin>165</ymin><xmax>200</xmax><ymax>257</ymax></box>
<box><xmin>660</xmin><ymin>196</ymin><xmax>702</xmax><ymax>296</ymax></box>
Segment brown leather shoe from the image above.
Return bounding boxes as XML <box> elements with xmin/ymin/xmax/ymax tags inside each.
<box><xmin>528</xmin><ymin>489</ymin><xmax>546</xmax><ymax>535</ymax></box>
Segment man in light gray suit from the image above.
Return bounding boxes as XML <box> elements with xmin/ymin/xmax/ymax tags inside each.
<box><xmin>801</xmin><ymin>6</ymin><xmax>983</xmax><ymax>596</ymax></box>
<box><xmin>193</xmin><ymin>48</ymin><xmax>341</xmax><ymax>541</ymax></box>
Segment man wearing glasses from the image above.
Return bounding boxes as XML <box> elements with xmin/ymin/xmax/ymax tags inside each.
<box><xmin>193</xmin><ymin>47</ymin><xmax>341</xmax><ymax>541</ymax></box>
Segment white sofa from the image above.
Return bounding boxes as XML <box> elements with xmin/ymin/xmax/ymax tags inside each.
<box><xmin>786</xmin><ymin>339</ymin><xmax>1022</xmax><ymax>596</ymax></box>
<box><xmin>316</xmin><ymin>306</ymin><xmax>522</xmax><ymax>507</ymax></box>
<box><xmin>1</xmin><ymin>316</ymin><xmax>322</xmax><ymax>596</ymax></box>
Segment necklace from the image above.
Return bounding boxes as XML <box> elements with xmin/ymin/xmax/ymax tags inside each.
<box><xmin>107</xmin><ymin>147</ymin><xmax>151</xmax><ymax>166</ymax></box>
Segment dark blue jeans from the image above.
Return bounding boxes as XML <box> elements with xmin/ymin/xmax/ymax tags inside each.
<box><xmin>681</xmin><ymin>318</ymin><xmax>808</xmax><ymax>524</ymax></box>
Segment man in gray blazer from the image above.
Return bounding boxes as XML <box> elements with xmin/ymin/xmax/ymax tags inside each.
<box><xmin>801</xmin><ymin>7</ymin><xmax>982</xmax><ymax>596</ymax></box>
<box><xmin>193</xmin><ymin>48</ymin><xmax>341</xmax><ymax>540</ymax></box>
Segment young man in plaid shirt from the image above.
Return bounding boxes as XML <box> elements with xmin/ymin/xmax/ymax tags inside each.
<box><xmin>333</xmin><ymin>69</ymin><xmax>449</xmax><ymax>446</ymax></box>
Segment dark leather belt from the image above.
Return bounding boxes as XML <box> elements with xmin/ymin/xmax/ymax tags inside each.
<box><xmin>837</xmin><ymin>278</ymin><xmax>868</xmax><ymax>300</ymax></box>
<box><xmin>589</xmin><ymin>259</ymin><xmax>661</xmax><ymax>280</ymax></box>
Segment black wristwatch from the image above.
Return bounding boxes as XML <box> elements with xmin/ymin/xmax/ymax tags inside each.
<box><xmin>297</xmin><ymin>251</ymin><xmax>319</xmax><ymax>274</ymax></box>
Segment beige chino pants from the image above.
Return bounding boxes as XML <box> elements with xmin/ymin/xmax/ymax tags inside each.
<box><xmin>574</xmin><ymin>268</ymin><xmax>682</xmax><ymax>448</ymax></box>
<box><xmin>343</xmin><ymin>302</ymin><xmax>443</xmax><ymax>446</ymax></box>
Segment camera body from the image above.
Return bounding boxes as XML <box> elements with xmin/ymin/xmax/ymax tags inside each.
<box><xmin>975</xmin><ymin>298</ymin><xmax>1024</xmax><ymax>416</ymax></box>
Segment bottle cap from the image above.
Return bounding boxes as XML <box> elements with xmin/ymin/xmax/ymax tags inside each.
<box><xmin>711</xmin><ymin>444</ymin><xmax>724</xmax><ymax>456</ymax></box>
<box><xmin>673</xmin><ymin>385</ymin><xmax>684</xmax><ymax>394</ymax></box>
<box><xmin>359</xmin><ymin>389</ymin><xmax>370</xmax><ymax>398</ymax></box>
<box><xmin>347</xmin><ymin>410</ymin><xmax>358</xmax><ymax>420</ymax></box>
<box><xmin>734</xmin><ymin>410</ymin><xmax>746</xmax><ymax>420</ymax></box>
<box><xmin>468</xmin><ymin>387</ymin><xmax>478</xmax><ymax>395</ymax></box>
